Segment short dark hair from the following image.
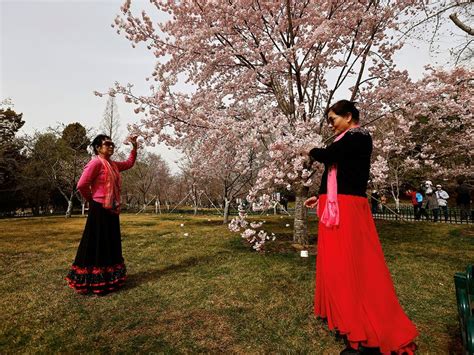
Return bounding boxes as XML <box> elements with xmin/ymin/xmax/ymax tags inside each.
<box><xmin>325</xmin><ymin>100</ymin><xmax>360</xmax><ymax>123</ymax></box>
<box><xmin>91</xmin><ymin>134</ymin><xmax>111</xmax><ymax>155</ymax></box>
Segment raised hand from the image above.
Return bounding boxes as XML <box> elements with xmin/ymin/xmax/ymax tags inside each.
<box><xmin>127</xmin><ymin>135</ymin><xmax>139</xmax><ymax>150</ymax></box>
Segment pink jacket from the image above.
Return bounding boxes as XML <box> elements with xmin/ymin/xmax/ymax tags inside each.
<box><xmin>77</xmin><ymin>149</ymin><xmax>137</xmax><ymax>203</ymax></box>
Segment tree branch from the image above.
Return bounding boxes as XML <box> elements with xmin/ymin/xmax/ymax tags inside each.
<box><xmin>449</xmin><ymin>12</ymin><xmax>474</xmax><ymax>35</ymax></box>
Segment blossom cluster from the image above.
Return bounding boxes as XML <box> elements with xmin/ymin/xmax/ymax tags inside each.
<box><xmin>229</xmin><ymin>205</ymin><xmax>276</xmax><ymax>251</ymax></box>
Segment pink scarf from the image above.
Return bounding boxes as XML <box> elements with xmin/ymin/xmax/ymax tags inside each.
<box><xmin>319</xmin><ymin>125</ymin><xmax>359</xmax><ymax>227</ymax></box>
<box><xmin>98</xmin><ymin>156</ymin><xmax>121</xmax><ymax>214</ymax></box>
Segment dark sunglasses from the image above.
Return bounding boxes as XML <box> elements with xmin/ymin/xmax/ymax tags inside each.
<box><xmin>326</xmin><ymin>116</ymin><xmax>339</xmax><ymax>125</ymax></box>
<box><xmin>102</xmin><ymin>141</ymin><xmax>115</xmax><ymax>148</ymax></box>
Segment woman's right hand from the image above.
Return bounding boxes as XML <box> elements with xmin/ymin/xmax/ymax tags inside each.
<box><xmin>299</xmin><ymin>143</ymin><xmax>315</xmax><ymax>156</ymax></box>
<box><xmin>304</xmin><ymin>196</ymin><xmax>318</xmax><ymax>209</ymax></box>
<box><xmin>126</xmin><ymin>135</ymin><xmax>139</xmax><ymax>150</ymax></box>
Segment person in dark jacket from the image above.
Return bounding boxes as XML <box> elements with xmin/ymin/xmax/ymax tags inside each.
<box><xmin>456</xmin><ymin>178</ymin><xmax>471</xmax><ymax>222</ymax></box>
<box><xmin>423</xmin><ymin>190</ymin><xmax>439</xmax><ymax>222</ymax></box>
<box><xmin>370</xmin><ymin>190</ymin><xmax>380</xmax><ymax>214</ymax></box>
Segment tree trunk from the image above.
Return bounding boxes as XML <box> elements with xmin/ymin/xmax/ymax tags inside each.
<box><xmin>193</xmin><ymin>194</ymin><xmax>198</xmax><ymax>215</ymax></box>
<box><xmin>390</xmin><ymin>172</ymin><xmax>401</xmax><ymax>212</ymax></box>
<box><xmin>223</xmin><ymin>198</ymin><xmax>230</xmax><ymax>224</ymax></box>
<box><xmin>293</xmin><ymin>186</ymin><xmax>309</xmax><ymax>245</ymax></box>
<box><xmin>65</xmin><ymin>200</ymin><xmax>73</xmax><ymax>218</ymax></box>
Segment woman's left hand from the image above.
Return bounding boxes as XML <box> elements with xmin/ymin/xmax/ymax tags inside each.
<box><xmin>304</xmin><ymin>196</ymin><xmax>318</xmax><ymax>209</ymax></box>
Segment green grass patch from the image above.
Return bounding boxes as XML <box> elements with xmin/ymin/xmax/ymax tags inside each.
<box><xmin>0</xmin><ymin>214</ymin><xmax>472</xmax><ymax>353</ymax></box>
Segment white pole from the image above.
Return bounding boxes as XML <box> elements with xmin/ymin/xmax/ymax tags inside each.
<box><xmin>136</xmin><ymin>197</ymin><xmax>156</xmax><ymax>215</ymax></box>
<box><xmin>202</xmin><ymin>191</ymin><xmax>224</xmax><ymax>215</ymax></box>
<box><xmin>169</xmin><ymin>192</ymin><xmax>192</xmax><ymax>213</ymax></box>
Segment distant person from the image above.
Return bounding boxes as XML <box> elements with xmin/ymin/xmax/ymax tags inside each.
<box><xmin>66</xmin><ymin>134</ymin><xmax>138</xmax><ymax>294</ymax></box>
<box><xmin>456</xmin><ymin>178</ymin><xmax>471</xmax><ymax>222</ymax></box>
<box><xmin>424</xmin><ymin>180</ymin><xmax>434</xmax><ymax>195</ymax></box>
<box><xmin>304</xmin><ymin>100</ymin><xmax>417</xmax><ymax>354</ymax></box>
<box><xmin>406</xmin><ymin>188</ymin><xmax>422</xmax><ymax>220</ymax></box>
<box><xmin>423</xmin><ymin>190</ymin><xmax>439</xmax><ymax>222</ymax></box>
<box><xmin>435</xmin><ymin>184</ymin><xmax>449</xmax><ymax>222</ymax></box>
<box><xmin>280</xmin><ymin>195</ymin><xmax>289</xmax><ymax>212</ymax></box>
<box><xmin>419</xmin><ymin>182</ymin><xmax>432</xmax><ymax>220</ymax></box>
<box><xmin>371</xmin><ymin>190</ymin><xmax>380</xmax><ymax>214</ymax></box>
<box><xmin>415</xmin><ymin>189</ymin><xmax>423</xmax><ymax>220</ymax></box>
<box><xmin>380</xmin><ymin>194</ymin><xmax>387</xmax><ymax>213</ymax></box>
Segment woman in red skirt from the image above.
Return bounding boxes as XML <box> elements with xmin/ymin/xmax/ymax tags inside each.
<box><xmin>66</xmin><ymin>134</ymin><xmax>138</xmax><ymax>295</ymax></box>
<box><xmin>305</xmin><ymin>100</ymin><xmax>418</xmax><ymax>354</ymax></box>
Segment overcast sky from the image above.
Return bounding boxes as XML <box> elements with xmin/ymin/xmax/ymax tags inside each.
<box><xmin>1</xmin><ymin>0</ymin><xmax>453</xmax><ymax>173</ymax></box>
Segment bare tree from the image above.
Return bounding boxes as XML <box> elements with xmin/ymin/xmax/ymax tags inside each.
<box><xmin>100</xmin><ymin>96</ymin><xmax>121</xmax><ymax>144</ymax></box>
<box><xmin>405</xmin><ymin>1</ymin><xmax>473</xmax><ymax>64</ymax></box>
<box><xmin>122</xmin><ymin>151</ymin><xmax>170</xmax><ymax>211</ymax></box>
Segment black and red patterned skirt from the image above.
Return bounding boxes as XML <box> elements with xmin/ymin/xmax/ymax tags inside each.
<box><xmin>66</xmin><ymin>200</ymin><xmax>126</xmax><ymax>294</ymax></box>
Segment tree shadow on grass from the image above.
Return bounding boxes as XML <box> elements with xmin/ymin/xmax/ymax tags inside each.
<box><xmin>124</xmin><ymin>254</ymin><xmax>220</xmax><ymax>291</ymax></box>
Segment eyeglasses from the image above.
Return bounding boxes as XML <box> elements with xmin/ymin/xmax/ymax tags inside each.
<box><xmin>327</xmin><ymin>116</ymin><xmax>340</xmax><ymax>125</ymax></box>
<box><xmin>102</xmin><ymin>141</ymin><xmax>115</xmax><ymax>148</ymax></box>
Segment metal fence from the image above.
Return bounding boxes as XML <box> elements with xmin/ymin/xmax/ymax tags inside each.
<box><xmin>369</xmin><ymin>205</ymin><xmax>473</xmax><ymax>224</ymax></box>
<box><xmin>1</xmin><ymin>203</ymin><xmax>472</xmax><ymax>225</ymax></box>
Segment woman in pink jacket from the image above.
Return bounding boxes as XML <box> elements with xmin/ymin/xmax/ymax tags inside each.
<box><xmin>66</xmin><ymin>134</ymin><xmax>138</xmax><ymax>294</ymax></box>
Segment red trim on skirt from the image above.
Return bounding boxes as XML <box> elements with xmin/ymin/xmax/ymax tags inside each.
<box><xmin>315</xmin><ymin>194</ymin><xmax>418</xmax><ymax>354</ymax></box>
<box><xmin>66</xmin><ymin>263</ymin><xmax>126</xmax><ymax>294</ymax></box>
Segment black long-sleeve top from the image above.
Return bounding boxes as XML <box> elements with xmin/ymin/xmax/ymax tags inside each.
<box><xmin>309</xmin><ymin>127</ymin><xmax>372</xmax><ymax>197</ymax></box>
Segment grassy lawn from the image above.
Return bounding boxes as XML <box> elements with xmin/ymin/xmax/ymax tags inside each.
<box><xmin>0</xmin><ymin>213</ymin><xmax>472</xmax><ymax>353</ymax></box>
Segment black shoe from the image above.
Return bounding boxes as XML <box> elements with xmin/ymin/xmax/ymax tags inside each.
<box><xmin>335</xmin><ymin>330</ymin><xmax>345</xmax><ymax>343</ymax></box>
<box><xmin>360</xmin><ymin>346</ymin><xmax>382</xmax><ymax>354</ymax></box>
<box><xmin>340</xmin><ymin>346</ymin><xmax>360</xmax><ymax>354</ymax></box>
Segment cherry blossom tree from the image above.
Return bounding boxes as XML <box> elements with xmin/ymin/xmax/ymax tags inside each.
<box><xmin>177</xmin><ymin>117</ymin><xmax>259</xmax><ymax>223</ymax></box>
<box><xmin>104</xmin><ymin>0</ymin><xmax>430</xmax><ymax>245</ymax></box>
<box><xmin>362</xmin><ymin>66</ymin><xmax>473</xmax><ymax>205</ymax></box>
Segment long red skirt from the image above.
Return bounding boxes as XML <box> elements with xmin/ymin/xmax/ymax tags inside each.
<box><xmin>315</xmin><ymin>194</ymin><xmax>418</xmax><ymax>353</ymax></box>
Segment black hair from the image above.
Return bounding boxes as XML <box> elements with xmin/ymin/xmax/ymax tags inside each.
<box><xmin>91</xmin><ymin>134</ymin><xmax>111</xmax><ymax>155</ymax></box>
<box><xmin>325</xmin><ymin>100</ymin><xmax>360</xmax><ymax>123</ymax></box>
